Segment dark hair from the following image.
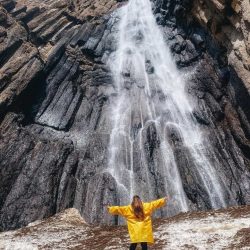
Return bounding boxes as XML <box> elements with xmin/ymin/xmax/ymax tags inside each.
<box><xmin>131</xmin><ymin>195</ymin><xmax>145</xmax><ymax>220</ymax></box>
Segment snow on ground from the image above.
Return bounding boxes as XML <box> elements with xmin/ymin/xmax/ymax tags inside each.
<box><xmin>156</xmin><ymin>213</ymin><xmax>250</xmax><ymax>249</ymax></box>
<box><xmin>0</xmin><ymin>206</ymin><xmax>249</xmax><ymax>249</ymax></box>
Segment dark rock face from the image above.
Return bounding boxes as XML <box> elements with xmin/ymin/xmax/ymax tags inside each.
<box><xmin>0</xmin><ymin>0</ymin><xmax>249</xmax><ymax>231</ymax></box>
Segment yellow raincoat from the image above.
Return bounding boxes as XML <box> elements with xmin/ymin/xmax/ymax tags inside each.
<box><xmin>108</xmin><ymin>198</ymin><xmax>166</xmax><ymax>243</ymax></box>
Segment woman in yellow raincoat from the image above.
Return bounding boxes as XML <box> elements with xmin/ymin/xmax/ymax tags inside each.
<box><xmin>108</xmin><ymin>195</ymin><xmax>168</xmax><ymax>250</ymax></box>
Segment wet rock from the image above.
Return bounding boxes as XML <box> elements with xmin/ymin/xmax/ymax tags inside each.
<box><xmin>191</xmin><ymin>32</ymin><xmax>205</xmax><ymax>47</ymax></box>
<box><xmin>225</xmin><ymin>102</ymin><xmax>250</xmax><ymax>159</ymax></box>
<box><xmin>192</xmin><ymin>109</ymin><xmax>210</xmax><ymax>126</ymax></box>
<box><xmin>165</xmin><ymin>123</ymin><xmax>183</xmax><ymax>147</ymax></box>
<box><xmin>218</xmin><ymin>67</ymin><xmax>230</xmax><ymax>85</ymax></box>
<box><xmin>0</xmin><ymin>113</ymin><xmax>74</xmax><ymax>231</ymax></box>
<box><xmin>173</xmin><ymin>146</ymin><xmax>211</xmax><ymax>209</ymax></box>
<box><xmin>174</xmin><ymin>5</ymin><xmax>186</xmax><ymax>19</ymax></box>
<box><xmin>204</xmin><ymin>92</ymin><xmax>224</xmax><ymax>122</ymax></box>
<box><xmin>10</xmin><ymin>6</ymin><xmax>27</xmax><ymax>16</ymax></box>
<box><xmin>0</xmin><ymin>8</ymin><xmax>7</xmax><ymax>23</ymax></box>
<box><xmin>192</xmin><ymin>0</ymin><xmax>250</xmax><ymax>93</ymax></box>
<box><xmin>0</xmin><ymin>57</ymin><xmax>43</xmax><ymax>116</ymax></box>
<box><xmin>82</xmin><ymin>172</ymin><xmax>119</xmax><ymax>224</ymax></box>
<box><xmin>70</xmin><ymin>23</ymin><xmax>92</xmax><ymax>47</ymax></box>
<box><xmin>0</xmin><ymin>0</ymin><xmax>15</xmax><ymax>12</ymax></box>
<box><xmin>170</xmin><ymin>34</ymin><xmax>186</xmax><ymax>54</ymax></box>
<box><xmin>82</xmin><ymin>23</ymin><xmax>106</xmax><ymax>52</ymax></box>
<box><xmin>145</xmin><ymin>60</ymin><xmax>154</xmax><ymax>74</ymax></box>
<box><xmin>16</xmin><ymin>7</ymin><xmax>40</xmax><ymax>22</ymax></box>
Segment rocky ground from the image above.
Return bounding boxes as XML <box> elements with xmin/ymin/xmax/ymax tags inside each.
<box><xmin>0</xmin><ymin>205</ymin><xmax>250</xmax><ymax>249</ymax></box>
<box><xmin>0</xmin><ymin>0</ymin><xmax>250</xmax><ymax>233</ymax></box>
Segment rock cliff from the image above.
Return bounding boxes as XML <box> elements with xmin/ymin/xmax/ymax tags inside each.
<box><xmin>0</xmin><ymin>0</ymin><xmax>250</xmax><ymax>231</ymax></box>
<box><xmin>192</xmin><ymin>0</ymin><xmax>250</xmax><ymax>92</ymax></box>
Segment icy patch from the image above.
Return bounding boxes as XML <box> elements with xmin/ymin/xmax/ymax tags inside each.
<box><xmin>156</xmin><ymin>213</ymin><xmax>250</xmax><ymax>250</ymax></box>
<box><xmin>0</xmin><ymin>241</ymin><xmax>38</xmax><ymax>250</ymax></box>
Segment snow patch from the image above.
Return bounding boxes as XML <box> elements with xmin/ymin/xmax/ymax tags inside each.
<box><xmin>156</xmin><ymin>214</ymin><xmax>250</xmax><ymax>250</ymax></box>
<box><xmin>0</xmin><ymin>241</ymin><xmax>38</xmax><ymax>250</ymax></box>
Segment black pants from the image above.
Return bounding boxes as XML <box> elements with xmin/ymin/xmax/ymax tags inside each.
<box><xmin>129</xmin><ymin>242</ymin><xmax>148</xmax><ymax>250</ymax></box>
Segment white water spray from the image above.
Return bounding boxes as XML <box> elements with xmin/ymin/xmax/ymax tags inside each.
<box><xmin>105</xmin><ymin>0</ymin><xmax>233</xmax><ymax>216</ymax></box>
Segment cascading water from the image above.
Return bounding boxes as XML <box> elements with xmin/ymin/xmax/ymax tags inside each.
<box><xmin>105</xmin><ymin>0</ymin><xmax>236</xmax><ymax>217</ymax></box>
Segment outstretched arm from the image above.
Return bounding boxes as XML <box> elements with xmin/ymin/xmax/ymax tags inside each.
<box><xmin>149</xmin><ymin>197</ymin><xmax>168</xmax><ymax>212</ymax></box>
<box><xmin>107</xmin><ymin>205</ymin><xmax>129</xmax><ymax>217</ymax></box>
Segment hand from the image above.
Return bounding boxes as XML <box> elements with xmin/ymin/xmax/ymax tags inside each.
<box><xmin>105</xmin><ymin>204</ymin><xmax>111</xmax><ymax>210</ymax></box>
<box><xmin>164</xmin><ymin>196</ymin><xmax>170</xmax><ymax>201</ymax></box>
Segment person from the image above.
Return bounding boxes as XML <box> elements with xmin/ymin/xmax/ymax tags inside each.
<box><xmin>107</xmin><ymin>195</ymin><xmax>168</xmax><ymax>250</ymax></box>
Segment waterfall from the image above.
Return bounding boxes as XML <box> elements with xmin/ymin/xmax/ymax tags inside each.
<box><xmin>105</xmin><ymin>0</ymin><xmax>234</xmax><ymax>217</ymax></box>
